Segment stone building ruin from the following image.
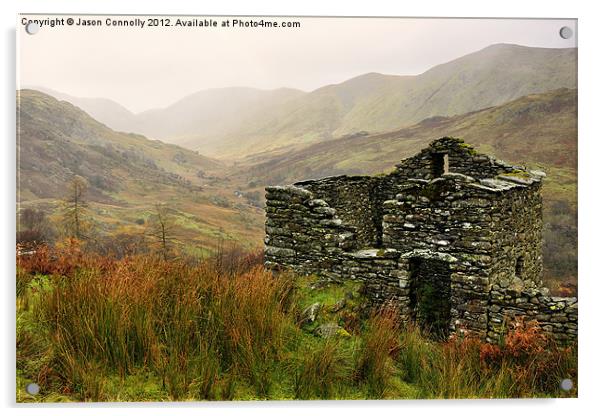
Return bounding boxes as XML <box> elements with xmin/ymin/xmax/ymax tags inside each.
<box><xmin>264</xmin><ymin>137</ymin><xmax>577</xmax><ymax>343</ymax></box>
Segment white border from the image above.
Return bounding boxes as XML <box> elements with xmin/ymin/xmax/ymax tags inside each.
<box><xmin>2</xmin><ymin>1</ymin><xmax>600</xmax><ymax>415</ymax></box>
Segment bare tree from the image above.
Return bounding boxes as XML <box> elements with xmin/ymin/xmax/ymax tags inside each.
<box><xmin>147</xmin><ymin>203</ymin><xmax>177</xmax><ymax>260</ymax></box>
<box><xmin>60</xmin><ymin>175</ymin><xmax>91</xmax><ymax>240</ymax></box>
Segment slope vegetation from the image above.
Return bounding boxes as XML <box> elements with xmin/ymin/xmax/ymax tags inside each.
<box><xmin>243</xmin><ymin>88</ymin><xmax>577</xmax><ymax>182</ymax></box>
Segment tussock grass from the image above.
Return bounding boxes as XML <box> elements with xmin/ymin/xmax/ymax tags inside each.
<box><xmin>354</xmin><ymin>308</ymin><xmax>401</xmax><ymax>398</ymax></box>
<box><xmin>18</xmin><ymin>242</ymin><xmax>293</xmax><ymax>400</ymax></box>
<box><xmin>396</xmin><ymin>321</ymin><xmax>577</xmax><ymax>398</ymax></box>
<box><xmin>291</xmin><ymin>339</ymin><xmax>353</xmax><ymax>399</ymax></box>
<box><xmin>17</xmin><ymin>244</ymin><xmax>577</xmax><ymax>401</ymax></box>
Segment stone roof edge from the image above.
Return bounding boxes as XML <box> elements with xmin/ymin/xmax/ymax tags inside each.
<box><xmin>293</xmin><ymin>174</ymin><xmax>373</xmax><ymax>186</ymax></box>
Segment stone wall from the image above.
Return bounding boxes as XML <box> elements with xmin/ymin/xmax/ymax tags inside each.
<box><xmin>264</xmin><ymin>185</ymin><xmax>407</xmax><ymax>302</ymax></box>
<box><xmin>295</xmin><ymin>175</ymin><xmax>398</xmax><ymax>248</ymax></box>
<box><xmin>381</xmin><ymin>175</ymin><xmax>494</xmax><ymax>335</ymax></box>
<box><xmin>393</xmin><ymin>137</ymin><xmax>517</xmax><ymax>181</ymax></box>
<box><xmin>488</xmin><ymin>288</ymin><xmax>578</xmax><ymax>343</ymax></box>
<box><xmin>488</xmin><ymin>182</ymin><xmax>544</xmax><ymax>290</ymax></box>
<box><xmin>264</xmin><ymin>137</ymin><xmax>577</xmax><ymax>344</ymax></box>
<box><xmin>294</xmin><ymin>176</ymin><xmax>379</xmax><ymax>248</ymax></box>
<box><xmin>264</xmin><ymin>185</ymin><xmax>349</xmax><ymax>279</ymax></box>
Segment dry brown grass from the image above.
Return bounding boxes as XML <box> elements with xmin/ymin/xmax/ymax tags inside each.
<box><xmin>18</xmin><ymin>241</ymin><xmax>293</xmax><ymax>400</ymax></box>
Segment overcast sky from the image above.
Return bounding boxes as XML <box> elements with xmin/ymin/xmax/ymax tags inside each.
<box><xmin>18</xmin><ymin>16</ymin><xmax>576</xmax><ymax>113</ymax></box>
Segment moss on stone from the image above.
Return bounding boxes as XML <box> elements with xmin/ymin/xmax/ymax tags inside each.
<box><xmin>458</xmin><ymin>142</ymin><xmax>478</xmax><ymax>155</ymax></box>
<box><xmin>503</xmin><ymin>170</ymin><xmax>532</xmax><ymax>179</ymax></box>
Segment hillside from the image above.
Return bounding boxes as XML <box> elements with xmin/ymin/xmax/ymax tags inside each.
<box><xmin>17</xmin><ymin>90</ymin><xmax>225</xmax><ymax>202</ymax></box>
<box><xmin>134</xmin><ymin>87</ymin><xmax>305</xmax><ymax>142</ymax></box>
<box><xmin>26</xmin><ymin>87</ymin><xmax>139</xmax><ymax>134</ymax></box>
<box><xmin>39</xmin><ymin>86</ymin><xmax>306</xmax><ymax>145</ymax></box>
<box><xmin>205</xmin><ymin>45</ymin><xmax>575</xmax><ymax>158</ymax></box>
<box><xmin>17</xmin><ymin>89</ymin><xmax>265</xmax><ymax>252</ymax></box>
<box><xmin>39</xmin><ymin>44</ymin><xmax>576</xmax><ymax>159</ymax></box>
<box><xmin>241</xmin><ymin>88</ymin><xmax>577</xmax><ymax>182</ymax></box>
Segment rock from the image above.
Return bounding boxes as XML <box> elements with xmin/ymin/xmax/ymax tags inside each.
<box><xmin>314</xmin><ymin>207</ymin><xmax>336</xmax><ymax>216</ymax></box>
<box><xmin>507</xmin><ymin>279</ymin><xmax>525</xmax><ymax>295</ymax></box>
<box><xmin>308</xmin><ymin>199</ymin><xmax>328</xmax><ymax>207</ymax></box>
<box><xmin>300</xmin><ymin>302</ymin><xmax>321</xmax><ymax>324</ymax></box>
<box><xmin>265</xmin><ymin>246</ymin><xmax>295</xmax><ymax>258</ymax></box>
<box><xmin>314</xmin><ymin>322</ymin><xmax>351</xmax><ymax>338</ymax></box>
<box><xmin>320</xmin><ymin>218</ymin><xmax>343</xmax><ymax>227</ymax></box>
<box><xmin>348</xmin><ymin>248</ymin><xmax>399</xmax><ymax>259</ymax></box>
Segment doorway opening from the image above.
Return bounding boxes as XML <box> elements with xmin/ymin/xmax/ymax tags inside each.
<box><xmin>408</xmin><ymin>257</ymin><xmax>452</xmax><ymax>338</ymax></box>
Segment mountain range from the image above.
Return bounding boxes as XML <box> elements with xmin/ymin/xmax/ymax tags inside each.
<box><xmin>36</xmin><ymin>43</ymin><xmax>577</xmax><ymax>159</ymax></box>
<box><xmin>17</xmin><ymin>90</ymin><xmax>266</xmax><ymax>251</ymax></box>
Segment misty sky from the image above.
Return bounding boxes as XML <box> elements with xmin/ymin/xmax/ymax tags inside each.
<box><xmin>18</xmin><ymin>16</ymin><xmax>577</xmax><ymax>113</ymax></box>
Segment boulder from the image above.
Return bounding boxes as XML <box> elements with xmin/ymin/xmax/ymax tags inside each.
<box><xmin>314</xmin><ymin>322</ymin><xmax>351</xmax><ymax>338</ymax></box>
<box><xmin>300</xmin><ymin>302</ymin><xmax>321</xmax><ymax>325</ymax></box>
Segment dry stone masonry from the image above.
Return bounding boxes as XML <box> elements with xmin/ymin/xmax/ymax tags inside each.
<box><xmin>264</xmin><ymin>138</ymin><xmax>577</xmax><ymax>343</ymax></box>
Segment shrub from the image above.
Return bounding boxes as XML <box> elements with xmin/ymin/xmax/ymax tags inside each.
<box><xmin>397</xmin><ymin>318</ymin><xmax>577</xmax><ymax>398</ymax></box>
<box><xmin>86</xmin><ymin>233</ymin><xmax>150</xmax><ymax>258</ymax></box>
<box><xmin>17</xmin><ymin>208</ymin><xmax>56</xmax><ymax>246</ymax></box>
<box><xmin>479</xmin><ymin>318</ymin><xmax>577</xmax><ymax>396</ymax></box>
<box><xmin>210</xmin><ymin>195</ymin><xmax>231</xmax><ymax>208</ymax></box>
<box><xmin>17</xmin><ymin>238</ymin><xmax>119</xmax><ymax>278</ymax></box>
<box><xmin>212</xmin><ymin>239</ymin><xmax>264</xmax><ymax>276</ymax></box>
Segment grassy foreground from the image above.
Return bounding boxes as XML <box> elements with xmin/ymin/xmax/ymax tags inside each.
<box><xmin>16</xmin><ymin>242</ymin><xmax>577</xmax><ymax>402</ymax></box>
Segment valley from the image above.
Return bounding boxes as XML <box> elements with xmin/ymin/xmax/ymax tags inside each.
<box><xmin>17</xmin><ymin>90</ymin><xmax>265</xmax><ymax>256</ymax></box>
